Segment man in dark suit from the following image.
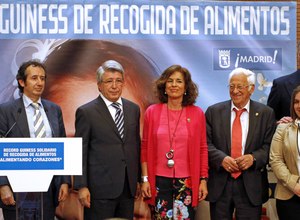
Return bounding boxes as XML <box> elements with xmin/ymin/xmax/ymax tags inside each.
<box><xmin>267</xmin><ymin>70</ymin><xmax>300</xmax><ymax>121</ymax></box>
<box><xmin>205</xmin><ymin>67</ymin><xmax>276</xmax><ymax>220</ymax></box>
<box><xmin>0</xmin><ymin>60</ymin><xmax>70</xmax><ymax>219</ymax></box>
<box><xmin>73</xmin><ymin>60</ymin><xmax>141</xmax><ymax>219</ymax></box>
<box><xmin>268</xmin><ymin>44</ymin><xmax>300</xmax><ymax>122</ymax></box>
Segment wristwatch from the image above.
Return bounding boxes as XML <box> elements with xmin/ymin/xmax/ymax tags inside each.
<box><xmin>200</xmin><ymin>177</ymin><xmax>208</xmax><ymax>181</ymax></box>
<box><xmin>141</xmin><ymin>176</ymin><xmax>148</xmax><ymax>183</ymax></box>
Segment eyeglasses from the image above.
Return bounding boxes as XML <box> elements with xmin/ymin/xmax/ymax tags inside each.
<box><xmin>101</xmin><ymin>79</ymin><xmax>124</xmax><ymax>86</ymax></box>
<box><xmin>228</xmin><ymin>84</ymin><xmax>251</xmax><ymax>91</ymax></box>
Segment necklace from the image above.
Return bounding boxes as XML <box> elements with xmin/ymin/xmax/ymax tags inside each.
<box><xmin>166</xmin><ymin>104</ymin><xmax>184</xmax><ymax>168</ymax></box>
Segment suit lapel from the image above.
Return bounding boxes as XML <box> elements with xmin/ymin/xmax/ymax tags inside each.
<box><xmin>245</xmin><ymin>100</ymin><xmax>258</xmax><ymax>150</ymax></box>
<box><xmin>122</xmin><ymin>98</ymin><xmax>131</xmax><ymax>141</ymax></box>
<box><xmin>289</xmin><ymin>125</ymin><xmax>299</xmax><ymax>167</ymax></box>
<box><xmin>15</xmin><ymin>98</ymin><xmax>30</xmax><ymax>137</ymax></box>
<box><xmin>42</xmin><ymin>100</ymin><xmax>57</xmax><ymax>137</ymax></box>
<box><xmin>95</xmin><ymin>96</ymin><xmax>123</xmax><ymax>140</ymax></box>
<box><xmin>221</xmin><ymin>101</ymin><xmax>231</xmax><ymax>153</ymax></box>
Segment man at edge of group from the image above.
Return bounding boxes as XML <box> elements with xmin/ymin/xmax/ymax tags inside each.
<box><xmin>205</xmin><ymin>67</ymin><xmax>276</xmax><ymax>220</ymax></box>
<box><xmin>73</xmin><ymin>60</ymin><xmax>141</xmax><ymax>219</ymax></box>
<box><xmin>0</xmin><ymin>60</ymin><xmax>70</xmax><ymax>219</ymax></box>
<box><xmin>267</xmin><ymin>43</ymin><xmax>300</xmax><ymax>123</ymax></box>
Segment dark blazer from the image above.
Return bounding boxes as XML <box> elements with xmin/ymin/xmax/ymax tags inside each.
<box><xmin>73</xmin><ymin>95</ymin><xmax>140</xmax><ymax>199</ymax></box>
<box><xmin>0</xmin><ymin>97</ymin><xmax>70</xmax><ymax>211</ymax></box>
<box><xmin>205</xmin><ymin>100</ymin><xmax>276</xmax><ymax>206</ymax></box>
<box><xmin>267</xmin><ymin>70</ymin><xmax>300</xmax><ymax>120</ymax></box>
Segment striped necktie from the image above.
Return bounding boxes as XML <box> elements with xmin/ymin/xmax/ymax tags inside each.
<box><xmin>31</xmin><ymin>103</ymin><xmax>46</xmax><ymax>138</ymax></box>
<box><xmin>111</xmin><ymin>102</ymin><xmax>124</xmax><ymax>139</ymax></box>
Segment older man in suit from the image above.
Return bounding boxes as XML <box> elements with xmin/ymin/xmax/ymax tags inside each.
<box><xmin>73</xmin><ymin>60</ymin><xmax>140</xmax><ymax>219</ymax></box>
<box><xmin>0</xmin><ymin>60</ymin><xmax>70</xmax><ymax>219</ymax></box>
<box><xmin>205</xmin><ymin>67</ymin><xmax>276</xmax><ymax>220</ymax></box>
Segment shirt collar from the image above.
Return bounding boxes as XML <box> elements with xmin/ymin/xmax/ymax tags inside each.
<box><xmin>100</xmin><ymin>93</ymin><xmax>122</xmax><ymax>107</ymax></box>
<box><xmin>231</xmin><ymin>100</ymin><xmax>250</xmax><ymax>112</ymax></box>
<box><xmin>22</xmin><ymin>94</ymin><xmax>43</xmax><ymax>109</ymax></box>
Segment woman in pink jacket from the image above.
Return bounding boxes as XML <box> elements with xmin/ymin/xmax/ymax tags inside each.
<box><xmin>141</xmin><ymin>64</ymin><xmax>208</xmax><ymax>219</ymax></box>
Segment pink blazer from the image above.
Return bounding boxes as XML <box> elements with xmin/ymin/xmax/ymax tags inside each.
<box><xmin>141</xmin><ymin>103</ymin><xmax>208</xmax><ymax>207</ymax></box>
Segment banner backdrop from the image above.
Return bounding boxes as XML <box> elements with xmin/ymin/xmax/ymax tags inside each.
<box><xmin>0</xmin><ymin>0</ymin><xmax>296</xmax><ymax>136</ymax></box>
<box><xmin>0</xmin><ymin>0</ymin><xmax>296</xmax><ymax>114</ymax></box>
<box><xmin>0</xmin><ymin>1</ymin><xmax>296</xmax><ymax>219</ymax></box>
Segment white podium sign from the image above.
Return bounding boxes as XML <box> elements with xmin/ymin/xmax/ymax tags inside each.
<box><xmin>0</xmin><ymin>137</ymin><xmax>82</xmax><ymax>192</ymax></box>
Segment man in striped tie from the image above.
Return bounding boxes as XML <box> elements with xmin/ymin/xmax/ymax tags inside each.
<box><xmin>0</xmin><ymin>60</ymin><xmax>70</xmax><ymax>220</ymax></box>
<box><xmin>74</xmin><ymin>60</ymin><xmax>141</xmax><ymax>220</ymax></box>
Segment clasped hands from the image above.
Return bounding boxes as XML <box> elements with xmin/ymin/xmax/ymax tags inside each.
<box><xmin>222</xmin><ymin>154</ymin><xmax>254</xmax><ymax>173</ymax></box>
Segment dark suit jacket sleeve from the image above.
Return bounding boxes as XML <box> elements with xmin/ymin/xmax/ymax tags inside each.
<box><xmin>250</xmin><ymin>107</ymin><xmax>277</xmax><ymax>169</ymax></box>
<box><xmin>73</xmin><ymin>107</ymin><xmax>90</xmax><ymax>189</ymax></box>
<box><xmin>57</xmin><ymin>106</ymin><xmax>70</xmax><ymax>186</ymax></box>
<box><xmin>243</xmin><ymin>103</ymin><xmax>277</xmax><ymax>205</ymax></box>
<box><xmin>44</xmin><ymin>102</ymin><xmax>71</xmax><ymax>207</ymax></box>
<box><xmin>135</xmin><ymin>107</ymin><xmax>141</xmax><ymax>182</ymax></box>
<box><xmin>0</xmin><ymin>103</ymin><xmax>7</xmax><ymax>137</ymax></box>
<box><xmin>205</xmin><ymin>106</ymin><xmax>228</xmax><ymax>170</ymax></box>
<box><xmin>0</xmin><ymin>103</ymin><xmax>13</xmax><ymax>186</ymax></box>
<box><xmin>57</xmin><ymin>106</ymin><xmax>66</xmax><ymax>138</ymax></box>
<box><xmin>267</xmin><ymin>79</ymin><xmax>281</xmax><ymax>120</ymax></box>
<box><xmin>45</xmin><ymin>102</ymin><xmax>71</xmax><ymax>186</ymax></box>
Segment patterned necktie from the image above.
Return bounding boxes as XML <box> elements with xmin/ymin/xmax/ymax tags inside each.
<box><xmin>231</xmin><ymin>108</ymin><xmax>246</xmax><ymax>179</ymax></box>
<box><xmin>111</xmin><ymin>102</ymin><xmax>124</xmax><ymax>139</ymax></box>
<box><xmin>31</xmin><ymin>103</ymin><xmax>46</xmax><ymax>138</ymax></box>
